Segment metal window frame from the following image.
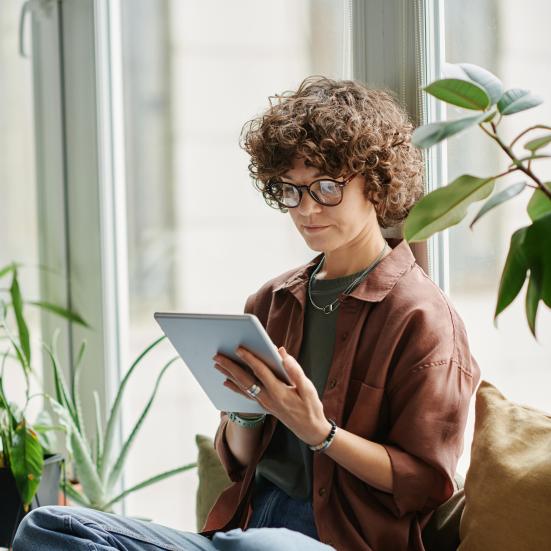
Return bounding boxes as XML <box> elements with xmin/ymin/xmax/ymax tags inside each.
<box><xmin>29</xmin><ymin>0</ymin><xmax>128</xmax><ymax>510</ymax></box>
<box><xmin>28</xmin><ymin>0</ymin><xmax>448</xmax><ymax>512</ymax></box>
<box><xmin>350</xmin><ymin>0</ymin><xmax>449</xmax><ymax>293</ymax></box>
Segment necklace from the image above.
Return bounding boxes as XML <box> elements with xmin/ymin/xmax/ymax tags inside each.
<box><xmin>308</xmin><ymin>242</ymin><xmax>389</xmax><ymax>315</ymax></box>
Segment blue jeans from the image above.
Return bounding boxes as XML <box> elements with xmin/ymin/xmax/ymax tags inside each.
<box><xmin>12</xmin><ymin>482</ymin><xmax>333</xmax><ymax>551</ymax></box>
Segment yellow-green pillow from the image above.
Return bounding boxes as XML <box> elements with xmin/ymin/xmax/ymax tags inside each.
<box><xmin>459</xmin><ymin>380</ymin><xmax>551</xmax><ymax>550</ymax></box>
<box><xmin>195</xmin><ymin>433</ymin><xmax>233</xmax><ymax>531</ymax></box>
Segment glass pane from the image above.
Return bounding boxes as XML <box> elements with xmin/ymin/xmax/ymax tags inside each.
<box><xmin>444</xmin><ymin>0</ymin><xmax>551</xmax><ymax>476</ymax></box>
<box><xmin>0</xmin><ymin>2</ymin><xmax>43</xmax><ymax>418</ymax></box>
<box><xmin>120</xmin><ymin>0</ymin><xmax>347</xmax><ymax>528</ymax></box>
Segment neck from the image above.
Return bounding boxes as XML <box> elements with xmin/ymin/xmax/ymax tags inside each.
<box><xmin>316</xmin><ymin>226</ymin><xmax>391</xmax><ymax>280</ymax></box>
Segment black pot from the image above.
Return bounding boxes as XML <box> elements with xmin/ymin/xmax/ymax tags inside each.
<box><xmin>0</xmin><ymin>453</ymin><xmax>64</xmax><ymax>548</ymax></box>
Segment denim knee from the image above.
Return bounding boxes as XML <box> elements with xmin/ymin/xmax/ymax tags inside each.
<box><xmin>12</xmin><ymin>505</ymin><xmax>65</xmax><ymax>550</ymax></box>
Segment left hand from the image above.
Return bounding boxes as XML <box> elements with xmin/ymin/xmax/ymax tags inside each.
<box><xmin>213</xmin><ymin>346</ymin><xmax>332</xmax><ymax>446</ymax></box>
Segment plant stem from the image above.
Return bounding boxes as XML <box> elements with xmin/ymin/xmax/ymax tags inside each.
<box><xmin>480</xmin><ymin>122</ymin><xmax>551</xmax><ymax>201</ymax></box>
<box><xmin>509</xmin><ymin>124</ymin><xmax>551</xmax><ymax>149</ymax></box>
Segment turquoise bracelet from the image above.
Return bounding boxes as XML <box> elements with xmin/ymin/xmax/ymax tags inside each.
<box><xmin>228</xmin><ymin>411</ymin><xmax>266</xmax><ymax>429</ymax></box>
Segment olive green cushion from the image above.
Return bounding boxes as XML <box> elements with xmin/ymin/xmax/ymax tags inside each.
<box><xmin>458</xmin><ymin>380</ymin><xmax>551</xmax><ymax>550</ymax></box>
<box><xmin>195</xmin><ymin>434</ymin><xmax>232</xmax><ymax>532</ymax></box>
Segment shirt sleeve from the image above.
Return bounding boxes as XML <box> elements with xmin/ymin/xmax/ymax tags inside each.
<box><xmin>370</xmin><ymin>308</ymin><xmax>481</xmax><ymax>518</ymax></box>
<box><xmin>213</xmin><ymin>292</ymin><xmax>258</xmax><ymax>482</ymax></box>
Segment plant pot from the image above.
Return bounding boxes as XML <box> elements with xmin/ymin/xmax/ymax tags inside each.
<box><xmin>0</xmin><ymin>453</ymin><xmax>64</xmax><ymax>548</ymax></box>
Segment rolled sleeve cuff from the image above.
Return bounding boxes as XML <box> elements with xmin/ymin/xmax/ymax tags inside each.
<box><xmin>374</xmin><ymin>443</ymin><xmax>453</xmax><ymax>518</ymax></box>
<box><xmin>214</xmin><ymin>414</ymin><xmax>247</xmax><ymax>482</ymax></box>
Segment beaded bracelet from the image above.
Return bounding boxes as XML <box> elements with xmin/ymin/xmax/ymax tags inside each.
<box><xmin>228</xmin><ymin>411</ymin><xmax>266</xmax><ymax>429</ymax></box>
<box><xmin>308</xmin><ymin>419</ymin><xmax>337</xmax><ymax>452</ymax></box>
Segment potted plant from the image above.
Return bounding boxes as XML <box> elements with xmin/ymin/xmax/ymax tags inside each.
<box><xmin>404</xmin><ymin>62</ymin><xmax>551</xmax><ymax>337</ymax></box>
<box><xmin>0</xmin><ymin>262</ymin><xmax>85</xmax><ymax>547</ymax></box>
<box><xmin>45</xmin><ymin>330</ymin><xmax>197</xmax><ymax>512</ymax></box>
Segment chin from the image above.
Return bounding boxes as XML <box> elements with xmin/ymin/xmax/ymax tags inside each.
<box><xmin>302</xmin><ymin>235</ymin><xmax>332</xmax><ymax>252</ymax></box>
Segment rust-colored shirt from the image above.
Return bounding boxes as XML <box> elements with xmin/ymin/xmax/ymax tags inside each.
<box><xmin>202</xmin><ymin>237</ymin><xmax>481</xmax><ymax>551</ymax></box>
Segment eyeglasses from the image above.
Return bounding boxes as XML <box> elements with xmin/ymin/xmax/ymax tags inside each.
<box><xmin>266</xmin><ymin>173</ymin><xmax>357</xmax><ymax>208</ymax></box>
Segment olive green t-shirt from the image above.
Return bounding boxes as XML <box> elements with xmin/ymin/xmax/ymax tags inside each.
<box><xmin>254</xmin><ymin>264</ymin><xmax>368</xmax><ymax>500</ymax></box>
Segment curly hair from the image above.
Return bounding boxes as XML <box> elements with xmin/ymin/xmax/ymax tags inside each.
<box><xmin>239</xmin><ymin>75</ymin><xmax>425</xmax><ymax>228</ymax></box>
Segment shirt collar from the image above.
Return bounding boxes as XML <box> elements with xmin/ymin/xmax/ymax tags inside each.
<box><xmin>272</xmin><ymin>238</ymin><xmax>416</xmax><ymax>303</ymax></box>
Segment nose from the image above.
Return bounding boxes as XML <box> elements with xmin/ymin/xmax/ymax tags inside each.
<box><xmin>297</xmin><ymin>189</ymin><xmax>323</xmax><ymax>217</ymax></box>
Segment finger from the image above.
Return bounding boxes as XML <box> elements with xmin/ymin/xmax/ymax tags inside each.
<box><xmin>214</xmin><ymin>362</ymin><xmax>242</xmax><ymax>387</ymax></box>
<box><xmin>214</xmin><ymin>355</ymin><xmax>256</xmax><ymax>390</ymax></box>
<box><xmin>235</xmin><ymin>347</ymin><xmax>281</xmax><ymax>394</ymax></box>
<box><xmin>223</xmin><ymin>378</ymin><xmax>256</xmax><ymax>400</ymax></box>
<box><xmin>279</xmin><ymin>347</ymin><xmax>316</xmax><ymax>398</ymax></box>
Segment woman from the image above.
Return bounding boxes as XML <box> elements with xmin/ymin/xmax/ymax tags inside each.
<box><xmin>13</xmin><ymin>76</ymin><xmax>480</xmax><ymax>551</ymax></box>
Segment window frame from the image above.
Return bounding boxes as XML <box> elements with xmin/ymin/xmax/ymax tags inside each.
<box><xmin>29</xmin><ymin>0</ymin><xmax>448</xmax><ymax>511</ymax></box>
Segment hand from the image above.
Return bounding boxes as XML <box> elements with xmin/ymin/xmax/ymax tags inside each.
<box><xmin>213</xmin><ymin>346</ymin><xmax>332</xmax><ymax>446</ymax></box>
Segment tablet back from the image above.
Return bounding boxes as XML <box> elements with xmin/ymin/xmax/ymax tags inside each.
<box><xmin>154</xmin><ymin>312</ymin><xmax>288</xmax><ymax>414</ymax></box>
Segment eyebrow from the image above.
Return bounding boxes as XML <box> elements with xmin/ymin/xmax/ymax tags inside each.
<box><xmin>281</xmin><ymin>169</ymin><xmax>325</xmax><ymax>181</ymax></box>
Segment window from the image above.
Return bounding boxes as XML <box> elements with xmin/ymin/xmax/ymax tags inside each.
<box><xmin>119</xmin><ymin>0</ymin><xmax>349</xmax><ymax>528</ymax></box>
<box><xmin>0</xmin><ymin>1</ymin><xmax>43</xmax><ymax>415</ymax></box>
<box><xmin>444</xmin><ymin>0</ymin><xmax>551</xmax><ymax>475</ymax></box>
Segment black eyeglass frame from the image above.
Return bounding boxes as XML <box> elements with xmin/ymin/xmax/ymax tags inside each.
<box><xmin>266</xmin><ymin>173</ymin><xmax>358</xmax><ymax>208</ymax></box>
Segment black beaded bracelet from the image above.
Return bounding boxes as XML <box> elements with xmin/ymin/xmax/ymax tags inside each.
<box><xmin>308</xmin><ymin>418</ymin><xmax>337</xmax><ymax>452</ymax></box>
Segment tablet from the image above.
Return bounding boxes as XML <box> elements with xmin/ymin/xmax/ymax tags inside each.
<box><xmin>153</xmin><ymin>312</ymin><xmax>290</xmax><ymax>414</ymax></box>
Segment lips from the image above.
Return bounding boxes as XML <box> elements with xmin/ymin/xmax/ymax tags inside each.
<box><xmin>303</xmin><ymin>225</ymin><xmax>329</xmax><ymax>233</ymax></box>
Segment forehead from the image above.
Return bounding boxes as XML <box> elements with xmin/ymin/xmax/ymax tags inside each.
<box><xmin>281</xmin><ymin>168</ymin><xmax>325</xmax><ymax>180</ymax></box>
<box><xmin>280</xmin><ymin>157</ymin><xmax>327</xmax><ymax>180</ymax></box>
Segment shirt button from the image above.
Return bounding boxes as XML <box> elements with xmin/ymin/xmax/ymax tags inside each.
<box><xmin>341</xmin><ymin>331</ymin><xmax>349</xmax><ymax>341</ymax></box>
<box><xmin>328</xmin><ymin>378</ymin><xmax>337</xmax><ymax>389</ymax></box>
<box><xmin>318</xmin><ymin>487</ymin><xmax>326</xmax><ymax>496</ymax></box>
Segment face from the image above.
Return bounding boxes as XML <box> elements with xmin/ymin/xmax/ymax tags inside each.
<box><xmin>281</xmin><ymin>156</ymin><xmax>378</xmax><ymax>253</ymax></box>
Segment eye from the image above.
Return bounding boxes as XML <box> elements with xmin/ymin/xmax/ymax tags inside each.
<box><xmin>318</xmin><ymin>180</ymin><xmax>340</xmax><ymax>195</ymax></box>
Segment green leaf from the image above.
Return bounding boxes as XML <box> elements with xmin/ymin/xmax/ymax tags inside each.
<box><xmin>423</xmin><ymin>78</ymin><xmax>490</xmax><ymax>110</ymax></box>
<box><xmin>48</xmin><ymin>397</ymin><xmax>106</xmax><ymax>506</ymax></box>
<box><xmin>10</xmin><ymin>420</ymin><xmax>44</xmax><ymax>509</ymax></box>
<box><xmin>105</xmin><ymin>357</ymin><xmax>178</xmax><ymax>492</ymax></box>
<box><xmin>509</xmin><ymin>154</ymin><xmax>551</xmax><ymax>168</ymax></box>
<box><xmin>527</xmin><ymin>183</ymin><xmax>551</xmax><ymax>221</ymax></box>
<box><xmin>93</xmin><ymin>391</ymin><xmax>103</xmax><ymax>469</ymax></box>
<box><xmin>523</xmin><ymin>212</ymin><xmax>551</xmax><ymax>308</ymax></box>
<box><xmin>497</xmin><ymin>88</ymin><xmax>543</xmax><ymax>115</ymax></box>
<box><xmin>404</xmin><ymin>175</ymin><xmax>495</xmax><ymax>241</ymax></box>
<box><xmin>99</xmin><ymin>335</ymin><xmax>165</xmax><ymax>482</ymax></box>
<box><xmin>457</xmin><ymin>63</ymin><xmax>504</xmax><ymax>105</ymax></box>
<box><xmin>525</xmin><ymin>268</ymin><xmax>542</xmax><ymax>338</ymax></box>
<box><xmin>0</xmin><ymin>263</ymin><xmax>19</xmax><ymax>279</ymax></box>
<box><xmin>60</xmin><ymin>480</ymin><xmax>91</xmax><ymax>507</ymax></box>
<box><xmin>28</xmin><ymin>301</ymin><xmax>90</xmax><ymax>328</ymax></box>
<box><xmin>33</xmin><ymin>410</ymin><xmax>60</xmax><ymax>454</ymax></box>
<box><xmin>524</xmin><ymin>133</ymin><xmax>551</xmax><ymax>152</ymax></box>
<box><xmin>71</xmin><ymin>341</ymin><xmax>87</xmax><ymax>439</ymax></box>
<box><xmin>9</xmin><ymin>269</ymin><xmax>31</xmax><ymax>368</ymax></box>
<box><xmin>101</xmin><ymin>462</ymin><xmax>197</xmax><ymax>512</ymax></box>
<box><xmin>494</xmin><ymin>227</ymin><xmax>528</xmax><ymax>322</ymax></box>
<box><xmin>412</xmin><ymin>111</ymin><xmax>491</xmax><ymax>148</ymax></box>
<box><xmin>44</xmin><ymin>335</ymin><xmax>81</xmax><ymax>433</ymax></box>
<box><xmin>470</xmin><ymin>182</ymin><xmax>527</xmax><ymax>228</ymax></box>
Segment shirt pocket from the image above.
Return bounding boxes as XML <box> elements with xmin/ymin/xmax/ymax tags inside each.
<box><xmin>343</xmin><ymin>378</ymin><xmax>386</xmax><ymax>440</ymax></box>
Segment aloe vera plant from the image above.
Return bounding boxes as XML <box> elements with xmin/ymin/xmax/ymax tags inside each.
<box><xmin>46</xmin><ymin>332</ymin><xmax>196</xmax><ymax>511</ymax></box>
<box><xmin>0</xmin><ymin>262</ymin><xmax>84</xmax><ymax>510</ymax></box>
<box><xmin>406</xmin><ymin>62</ymin><xmax>551</xmax><ymax>338</ymax></box>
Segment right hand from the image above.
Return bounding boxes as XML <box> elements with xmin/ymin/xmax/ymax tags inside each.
<box><xmin>213</xmin><ymin>353</ymin><xmax>264</xmax><ymax>420</ymax></box>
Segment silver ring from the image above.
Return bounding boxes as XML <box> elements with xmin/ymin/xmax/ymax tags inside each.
<box><xmin>245</xmin><ymin>383</ymin><xmax>261</xmax><ymax>398</ymax></box>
